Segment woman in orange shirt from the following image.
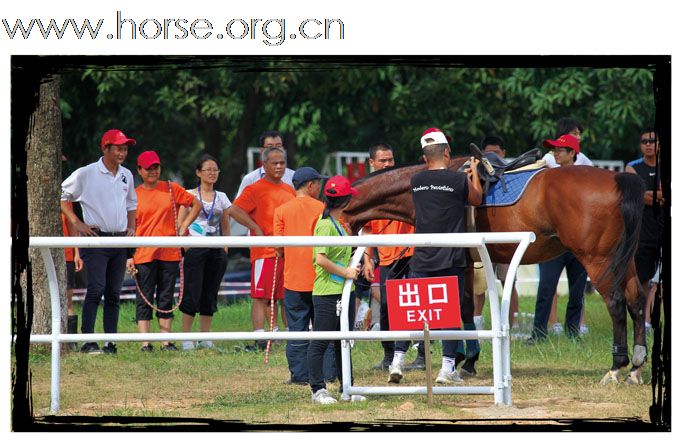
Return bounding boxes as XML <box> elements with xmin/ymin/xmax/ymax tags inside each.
<box><xmin>126</xmin><ymin>151</ymin><xmax>201</xmax><ymax>352</ymax></box>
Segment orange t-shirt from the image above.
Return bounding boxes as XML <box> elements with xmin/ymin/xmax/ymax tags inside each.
<box><xmin>367</xmin><ymin>219</ymin><xmax>415</xmax><ymax>266</ymax></box>
<box><xmin>133</xmin><ymin>181</ymin><xmax>196</xmax><ymax>264</ymax></box>
<box><xmin>273</xmin><ymin>195</ymin><xmax>324</xmax><ymax>292</ymax></box>
<box><xmin>233</xmin><ymin>178</ymin><xmax>295</xmax><ymax>262</ymax></box>
<box><xmin>61</xmin><ymin>201</ymin><xmax>75</xmax><ymax>262</ymax></box>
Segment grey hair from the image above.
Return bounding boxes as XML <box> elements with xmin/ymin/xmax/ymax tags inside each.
<box><xmin>262</xmin><ymin>147</ymin><xmax>287</xmax><ymax>163</ymax></box>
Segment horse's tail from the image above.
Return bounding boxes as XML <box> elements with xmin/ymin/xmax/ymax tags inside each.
<box><xmin>605</xmin><ymin>172</ymin><xmax>645</xmax><ymax>291</ymax></box>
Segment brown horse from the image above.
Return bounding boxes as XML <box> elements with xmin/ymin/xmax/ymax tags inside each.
<box><xmin>342</xmin><ymin>157</ymin><xmax>647</xmax><ymax>384</ymax></box>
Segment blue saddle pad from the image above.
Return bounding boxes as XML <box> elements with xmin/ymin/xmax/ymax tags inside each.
<box><xmin>480</xmin><ymin>168</ymin><xmax>545</xmax><ymax>207</ymax></box>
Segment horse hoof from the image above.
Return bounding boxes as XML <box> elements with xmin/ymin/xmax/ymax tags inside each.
<box><xmin>625</xmin><ymin>369</ymin><xmax>644</xmax><ymax>385</ymax></box>
<box><xmin>600</xmin><ymin>370</ymin><xmax>620</xmax><ymax>385</ymax></box>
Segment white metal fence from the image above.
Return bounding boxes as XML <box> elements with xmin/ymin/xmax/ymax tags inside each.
<box><xmin>26</xmin><ymin>232</ymin><xmax>535</xmax><ymax>413</ymax></box>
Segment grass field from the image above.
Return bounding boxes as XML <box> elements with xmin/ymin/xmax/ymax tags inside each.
<box><xmin>22</xmin><ymin>291</ymin><xmax>655</xmax><ymax>428</ymax></box>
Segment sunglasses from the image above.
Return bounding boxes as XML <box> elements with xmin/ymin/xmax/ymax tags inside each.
<box><xmin>640</xmin><ymin>138</ymin><xmax>657</xmax><ymax>145</ymax></box>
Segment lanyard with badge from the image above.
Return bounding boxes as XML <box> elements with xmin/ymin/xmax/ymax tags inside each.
<box><xmin>198</xmin><ymin>184</ymin><xmax>217</xmax><ymax>235</ymax></box>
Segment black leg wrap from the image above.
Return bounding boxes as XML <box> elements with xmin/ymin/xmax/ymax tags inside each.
<box><xmin>612</xmin><ymin>344</ymin><xmax>628</xmax><ymax>357</ymax></box>
<box><xmin>611</xmin><ymin>344</ymin><xmax>629</xmax><ymax>370</ymax></box>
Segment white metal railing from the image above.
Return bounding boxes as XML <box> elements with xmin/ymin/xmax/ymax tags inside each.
<box><xmin>26</xmin><ymin>232</ymin><xmax>535</xmax><ymax>413</ymax></box>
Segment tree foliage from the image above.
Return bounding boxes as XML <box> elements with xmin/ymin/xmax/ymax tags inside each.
<box><xmin>59</xmin><ymin>59</ymin><xmax>656</xmax><ymax>196</ymax></box>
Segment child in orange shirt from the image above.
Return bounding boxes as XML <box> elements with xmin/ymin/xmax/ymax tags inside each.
<box><xmin>126</xmin><ymin>151</ymin><xmax>201</xmax><ymax>352</ymax></box>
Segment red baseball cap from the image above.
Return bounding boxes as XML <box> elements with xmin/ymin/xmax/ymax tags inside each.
<box><xmin>420</xmin><ymin>127</ymin><xmax>450</xmax><ymax>148</ymax></box>
<box><xmin>543</xmin><ymin>134</ymin><xmax>580</xmax><ymax>153</ymax></box>
<box><xmin>101</xmin><ymin>129</ymin><xmax>136</xmax><ymax>149</ymax></box>
<box><xmin>137</xmin><ymin>150</ymin><xmax>161</xmax><ymax>169</ymax></box>
<box><xmin>324</xmin><ymin>175</ymin><xmax>358</xmax><ymax>197</ymax></box>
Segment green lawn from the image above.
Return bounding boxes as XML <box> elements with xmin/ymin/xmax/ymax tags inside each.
<box><xmin>22</xmin><ymin>291</ymin><xmax>656</xmax><ymax>426</ymax></box>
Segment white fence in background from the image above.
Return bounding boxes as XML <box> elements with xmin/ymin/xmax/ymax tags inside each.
<box><xmin>26</xmin><ymin>232</ymin><xmax>535</xmax><ymax>413</ymax></box>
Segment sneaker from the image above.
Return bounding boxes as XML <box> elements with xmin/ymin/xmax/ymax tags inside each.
<box><xmin>257</xmin><ymin>340</ymin><xmax>268</xmax><ymax>351</ymax></box>
<box><xmin>525</xmin><ymin>335</ymin><xmax>546</xmax><ymax>346</ymax></box>
<box><xmin>311</xmin><ymin>388</ymin><xmax>338</xmax><ymax>405</ymax></box>
<box><xmin>182</xmin><ymin>341</ymin><xmax>195</xmax><ymax>351</ymax></box>
<box><xmin>435</xmin><ymin>368</ymin><xmax>464</xmax><ymax>385</ymax></box>
<box><xmin>551</xmin><ymin>323</ymin><xmax>564</xmax><ymax>335</ymax></box>
<box><xmin>80</xmin><ymin>342</ymin><xmax>103</xmax><ymax>354</ymax></box>
<box><xmin>341</xmin><ymin>393</ymin><xmax>367</xmax><ymax>402</ymax></box>
<box><xmin>140</xmin><ymin>344</ymin><xmax>154</xmax><ymax>352</ymax></box>
<box><xmin>579</xmin><ymin>325</ymin><xmax>589</xmax><ymax>335</ymax></box>
<box><xmin>372</xmin><ymin>357</ymin><xmax>392</xmax><ymax>370</ymax></box>
<box><xmin>388</xmin><ymin>363</ymin><xmax>403</xmax><ymax>383</ymax></box>
<box><xmin>101</xmin><ymin>342</ymin><xmax>117</xmax><ymax>355</ymax></box>
<box><xmin>403</xmin><ymin>355</ymin><xmax>426</xmax><ymax>371</ymax></box>
<box><xmin>197</xmin><ymin>340</ymin><xmax>214</xmax><ymax>349</ymax></box>
<box><xmin>645</xmin><ymin>322</ymin><xmax>653</xmax><ymax>334</ymax></box>
<box><xmin>161</xmin><ymin>343</ymin><xmax>178</xmax><ymax>351</ymax></box>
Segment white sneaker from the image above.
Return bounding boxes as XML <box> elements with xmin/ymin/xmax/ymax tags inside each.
<box><xmin>388</xmin><ymin>363</ymin><xmax>403</xmax><ymax>383</ymax></box>
<box><xmin>197</xmin><ymin>340</ymin><xmax>214</xmax><ymax>349</ymax></box>
<box><xmin>473</xmin><ymin>315</ymin><xmax>484</xmax><ymax>331</ymax></box>
<box><xmin>311</xmin><ymin>388</ymin><xmax>338</xmax><ymax>405</ymax></box>
<box><xmin>341</xmin><ymin>393</ymin><xmax>367</xmax><ymax>402</ymax></box>
<box><xmin>182</xmin><ymin>341</ymin><xmax>195</xmax><ymax>351</ymax></box>
<box><xmin>579</xmin><ymin>325</ymin><xmax>589</xmax><ymax>335</ymax></box>
<box><xmin>551</xmin><ymin>323</ymin><xmax>564</xmax><ymax>335</ymax></box>
<box><xmin>435</xmin><ymin>368</ymin><xmax>464</xmax><ymax>385</ymax></box>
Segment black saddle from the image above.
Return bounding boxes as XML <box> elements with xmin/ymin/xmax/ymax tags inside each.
<box><xmin>461</xmin><ymin>144</ymin><xmax>543</xmax><ymax>193</ymax></box>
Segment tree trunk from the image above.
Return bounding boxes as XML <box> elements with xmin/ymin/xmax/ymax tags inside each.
<box><xmin>25</xmin><ymin>74</ymin><xmax>66</xmax><ymax>336</ymax></box>
<box><xmin>224</xmin><ymin>85</ymin><xmax>263</xmax><ymax>197</ymax></box>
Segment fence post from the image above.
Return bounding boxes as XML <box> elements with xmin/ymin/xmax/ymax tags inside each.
<box><xmin>39</xmin><ymin>247</ymin><xmax>62</xmax><ymax>413</ymax></box>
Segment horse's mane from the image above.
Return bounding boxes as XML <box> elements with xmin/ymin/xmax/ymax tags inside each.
<box><xmin>352</xmin><ymin>155</ymin><xmax>469</xmax><ymax>186</ymax></box>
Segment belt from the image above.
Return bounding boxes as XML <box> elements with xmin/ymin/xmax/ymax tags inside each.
<box><xmin>92</xmin><ymin>229</ymin><xmax>127</xmax><ymax>237</ymax></box>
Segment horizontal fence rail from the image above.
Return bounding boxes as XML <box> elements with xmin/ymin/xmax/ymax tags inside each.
<box><xmin>26</xmin><ymin>232</ymin><xmax>535</xmax><ymax>412</ymax></box>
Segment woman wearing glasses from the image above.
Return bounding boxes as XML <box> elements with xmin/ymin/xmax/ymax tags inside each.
<box><xmin>178</xmin><ymin>154</ymin><xmax>232</xmax><ymax>350</ymax></box>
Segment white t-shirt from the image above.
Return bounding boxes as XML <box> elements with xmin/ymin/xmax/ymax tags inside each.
<box><xmin>61</xmin><ymin>157</ymin><xmax>137</xmax><ymax>232</ymax></box>
<box><xmin>542</xmin><ymin>151</ymin><xmax>593</xmax><ymax>168</ymax></box>
<box><xmin>186</xmin><ymin>188</ymin><xmax>232</xmax><ymax>237</ymax></box>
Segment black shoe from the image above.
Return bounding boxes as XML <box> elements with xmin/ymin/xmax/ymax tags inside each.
<box><xmin>525</xmin><ymin>335</ymin><xmax>546</xmax><ymax>346</ymax></box>
<box><xmin>102</xmin><ymin>342</ymin><xmax>117</xmax><ymax>354</ymax></box>
<box><xmin>372</xmin><ymin>357</ymin><xmax>392</xmax><ymax>370</ymax></box>
<box><xmin>160</xmin><ymin>343</ymin><xmax>178</xmax><ymax>351</ymax></box>
<box><xmin>257</xmin><ymin>340</ymin><xmax>268</xmax><ymax>351</ymax></box>
<box><xmin>80</xmin><ymin>342</ymin><xmax>103</xmax><ymax>354</ymax></box>
<box><xmin>283</xmin><ymin>378</ymin><xmax>308</xmax><ymax>385</ymax></box>
<box><xmin>140</xmin><ymin>345</ymin><xmax>154</xmax><ymax>352</ymax></box>
<box><xmin>459</xmin><ymin>353</ymin><xmax>479</xmax><ymax>376</ymax></box>
<box><xmin>403</xmin><ymin>356</ymin><xmax>426</xmax><ymax>371</ymax></box>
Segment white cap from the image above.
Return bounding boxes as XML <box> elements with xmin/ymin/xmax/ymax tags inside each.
<box><xmin>420</xmin><ymin>127</ymin><xmax>449</xmax><ymax>148</ymax></box>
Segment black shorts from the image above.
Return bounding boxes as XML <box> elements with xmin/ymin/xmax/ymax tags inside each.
<box><xmin>635</xmin><ymin>242</ymin><xmax>660</xmax><ymax>284</ymax></box>
<box><xmin>135</xmin><ymin>260</ymin><xmax>180</xmax><ymax>321</ymax></box>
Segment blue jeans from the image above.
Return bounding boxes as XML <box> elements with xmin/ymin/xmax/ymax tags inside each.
<box><xmin>79</xmin><ymin>247</ymin><xmax>127</xmax><ymax>334</ymax></box>
<box><xmin>285</xmin><ymin>289</ymin><xmax>336</xmax><ymax>383</ymax></box>
<box><xmin>407</xmin><ymin>266</ymin><xmax>466</xmax><ymax>359</ymax></box>
<box><xmin>532</xmin><ymin>252</ymin><xmax>587</xmax><ymax>339</ymax></box>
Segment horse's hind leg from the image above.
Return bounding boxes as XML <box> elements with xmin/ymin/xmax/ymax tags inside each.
<box><xmin>583</xmin><ymin>260</ymin><xmax>630</xmax><ymax>385</ymax></box>
<box><xmin>624</xmin><ymin>267</ymin><xmax>648</xmax><ymax>384</ymax></box>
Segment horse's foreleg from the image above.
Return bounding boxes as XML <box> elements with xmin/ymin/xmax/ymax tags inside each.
<box><xmin>624</xmin><ymin>267</ymin><xmax>647</xmax><ymax>384</ymax></box>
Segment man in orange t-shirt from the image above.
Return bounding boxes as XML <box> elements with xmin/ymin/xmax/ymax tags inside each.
<box><xmin>273</xmin><ymin>167</ymin><xmax>337</xmax><ymax>384</ymax></box>
<box><xmin>231</xmin><ymin>147</ymin><xmax>296</xmax><ymax>351</ymax></box>
<box><xmin>361</xmin><ymin>143</ymin><xmax>423</xmax><ymax>371</ymax></box>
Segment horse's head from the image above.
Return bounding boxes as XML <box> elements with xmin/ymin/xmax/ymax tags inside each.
<box><xmin>342</xmin><ymin>156</ymin><xmax>468</xmax><ymax>233</ymax></box>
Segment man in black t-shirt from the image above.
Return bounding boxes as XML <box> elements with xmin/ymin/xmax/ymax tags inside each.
<box><xmin>387</xmin><ymin>127</ymin><xmax>483</xmax><ymax>386</ymax></box>
<box><xmin>625</xmin><ymin>127</ymin><xmax>663</xmax><ymax>329</ymax></box>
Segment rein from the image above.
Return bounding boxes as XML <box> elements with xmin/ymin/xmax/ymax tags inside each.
<box><xmin>132</xmin><ymin>180</ymin><xmax>185</xmax><ymax>314</ymax></box>
<box><xmin>264</xmin><ymin>256</ymin><xmax>279</xmax><ymax>364</ymax></box>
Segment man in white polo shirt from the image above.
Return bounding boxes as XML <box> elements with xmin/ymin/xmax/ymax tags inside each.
<box><xmin>235</xmin><ymin>130</ymin><xmax>295</xmax><ymax>197</ymax></box>
<box><xmin>60</xmin><ymin>129</ymin><xmax>137</xmax><ymax>355</ymax></box>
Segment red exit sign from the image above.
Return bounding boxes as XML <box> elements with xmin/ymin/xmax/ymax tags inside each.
<box><xmin>386</xmin><ymin>276</ymin><xmax>461</xmax><ymax>330</ymax></box>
